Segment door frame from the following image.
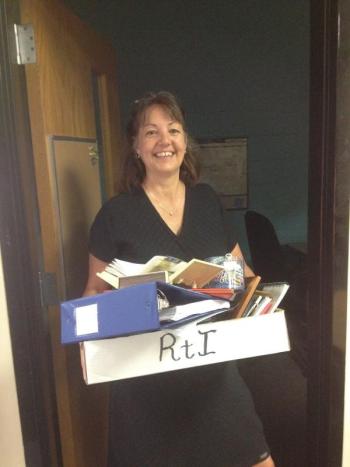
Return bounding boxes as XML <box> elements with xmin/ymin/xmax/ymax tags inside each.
<box><xmin>308</xmin><ymin>0</ymin><xmax>338</xmax><ymax>466</ymax></box>
<box><xmin>0</xmin><ymin>0</ymin><xmax>340</xmax><ymax>465</ymax></box>
<box><xmin>0</xmin><ymin>1</ymin><xmax>61</xmax><ymax>466</ymax></box>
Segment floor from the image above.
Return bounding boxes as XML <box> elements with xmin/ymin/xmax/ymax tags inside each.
<box><xmin>238</xmin><ymin>352</ymin><xmax>308</xmax><ymax>467</ymax></box>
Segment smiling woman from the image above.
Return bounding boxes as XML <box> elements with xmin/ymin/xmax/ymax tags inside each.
<box><xmin>83</xmin><ymin>91</ymin><xmax>275</xmax><ymax>467</ymax></box>
<box><xmin>120</xmin><ymin>91</ymin><xmax>201</xmax><ymax>235</ymax></box>
<box><xmin>135</xmin><ymin>105</ymin><xmax>187</xmax><ymax>226</ymax></box>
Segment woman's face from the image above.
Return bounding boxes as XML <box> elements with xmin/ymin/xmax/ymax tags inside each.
<box><xmin>134</xmin><ymin>104</ymin><xmax>187</xmax><ymax>180</ymax></box>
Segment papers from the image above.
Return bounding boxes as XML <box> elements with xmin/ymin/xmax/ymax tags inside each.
<box><xmin>159</xmin><ymin>299</ymin><xmax>231</xmax><ymax>322</ymax></box>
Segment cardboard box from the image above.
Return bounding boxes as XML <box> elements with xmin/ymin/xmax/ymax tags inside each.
<box><xmin>80</xmin><ymin>310</ymin><xmax>290</xmax><ymax>384</ymax></box>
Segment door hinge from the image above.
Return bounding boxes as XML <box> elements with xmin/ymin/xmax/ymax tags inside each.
<box><xmin>88</xmin><ymin>143</ymin><xmax>99</xmax><ymax>166</ymax></box>
<box><xmin>14</xmin><ymin>24</ymin><xmax>36</xmax><ymax>65</ymax></box>
<box><xmin>38</xmin><ymin>272</ymin><xmax>59</xmax><ymax>307</ymax></box>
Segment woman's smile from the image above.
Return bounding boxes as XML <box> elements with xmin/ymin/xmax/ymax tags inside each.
<box><xmin>154</xmin><ymin>151</ymin><xmax>174</xmax><ymax>158</ymax></box>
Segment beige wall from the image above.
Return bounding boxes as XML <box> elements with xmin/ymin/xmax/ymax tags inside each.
<box><xmin>342</xmin><ymin>208</ymin><xmax>350</xmax><ymax>466</ymax></box>
<box><xmin>0</xmin><ymin>247</ymin><xmax>25</xmax><ymax>467</ymax></box>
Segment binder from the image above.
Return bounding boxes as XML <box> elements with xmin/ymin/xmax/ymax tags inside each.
<box><xmin>60</xmin><ymin>281</ymin><xmax>231</xmax><ymax>344</ymax></box>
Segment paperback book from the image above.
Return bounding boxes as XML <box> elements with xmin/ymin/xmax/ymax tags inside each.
<box><xmin>97</xmin><ymin>255</ymin><xmax>224</xmax><ymax>289</ymax></box>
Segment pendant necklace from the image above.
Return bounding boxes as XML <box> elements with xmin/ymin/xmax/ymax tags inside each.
<box><xmin>157</xmin><ymin>202</ymin><xmax>177</xmax><ymax>216</ymax></box>
<box><xmin>145</xmin><ymin>184</ymin><xmax>180</xmax><ymax>217</ymax></box>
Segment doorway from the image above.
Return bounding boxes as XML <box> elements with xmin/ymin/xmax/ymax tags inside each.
<box><xmin>0</xmin><ymin>0</ymin><xmax>341</xmax><ymax>466</ymax></box>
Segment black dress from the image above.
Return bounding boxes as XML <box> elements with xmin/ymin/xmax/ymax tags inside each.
<box><xmin>89</xmin><ymin>184</ymin><xmax>270</xmax><ymax>467</ymax></box>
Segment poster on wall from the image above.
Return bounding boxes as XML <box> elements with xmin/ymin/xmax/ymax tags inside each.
<box><xmin>198</xmin><ymin>138</ymin><xmax>248</xmax><ymax>210</ymax></box>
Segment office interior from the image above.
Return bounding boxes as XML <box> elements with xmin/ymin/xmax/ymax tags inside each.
<box><xmin>0</xmin><ymin>0</ymin><xmax>349</xmax><ymax>466</ymax></box>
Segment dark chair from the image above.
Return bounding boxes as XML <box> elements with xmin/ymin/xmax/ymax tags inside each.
<box><xmin>245</xmin><ymin>210</ymin><xmax>308</xmax><ymax>374</ymax></box>
<box><xmin>244</xmin><ymin>210</ymin><xmax>288</xmax><ymax>282</ymax></box>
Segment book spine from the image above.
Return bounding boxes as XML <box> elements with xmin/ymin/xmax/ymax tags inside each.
<box><xmin>243</xmin><ymin>295</ymin><xmax>263</xmax><ymax>317</ymax></box>
<box><xmin>253</xmin><ymin>297</ymin><xmax>272</xmax><ymax>316</ymax></box>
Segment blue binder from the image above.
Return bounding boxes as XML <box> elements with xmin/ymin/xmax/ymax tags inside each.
<box><xmin>60</xmin><ymin>281</ymin><xmax>233</xmax><ymax>344</ymax></box>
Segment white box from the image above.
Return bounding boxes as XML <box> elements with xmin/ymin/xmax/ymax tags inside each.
<box><xmin>80</xmin><ymin>311</ymin><xmax>290</xmax><ymax>384</ymax></box>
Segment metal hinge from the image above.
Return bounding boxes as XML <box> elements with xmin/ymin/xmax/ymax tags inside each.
<box><xmin>38</xmin><ymin>272</ymin><xmax>59</xmax><ymax>307</ymax></box>
<box><xmin>14</xmin><ymin>24</ymin><xmax>36</xmax><ymax>65</ymax></box>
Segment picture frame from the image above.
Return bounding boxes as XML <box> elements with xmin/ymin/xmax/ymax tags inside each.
<box><xmin>197</xmin><ymin>137</ymin><xmax>248</xmax><ymax>210</ymax></box>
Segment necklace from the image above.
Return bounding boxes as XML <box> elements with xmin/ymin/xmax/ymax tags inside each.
<box><xmin>144</xmin><ymin>184</ymin><xmax>181</xmax><ymax>217</ymax></box>
<box><xmin>157</xmin><ymin>202</ymin><xmax>177</xmax><ymax>216</ymax></box>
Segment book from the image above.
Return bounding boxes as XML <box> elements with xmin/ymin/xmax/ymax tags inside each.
<box><xmin>256</xmin><ymin>298</ymin><xmax>273</xmax><ymax>316</ymax></box>
<box><xmin>248</xmin><ymin>295</ymin><xmax>272</xmax><ymax>317</ymax></box>
<box><xmin>256</xmin><ymin>282</ymin><xmax>290</xmax><ymax>314</ymax></box>
<box><xmin>97</xmin><ymin>270</ymin><xmax>168</xmax><ymax>289</ymax></box>
<box><xmin>233</xmin><ymin>275</ymin><xmax>261</xmax><ymax>319</ymax></box>
<box><xmin>169</xmin><ymin>258</ymin><xmax>224</xmax><ymax>288</ymax></box>
<box><xmin>191</xmin><ymin>288</ymin><xmax>235</xmax><ymax>300</ymax></box>
<box><xmin>241</xmin><ymin>282</ymin><xmax>289</xmax><ymax>318</ymax></box>
<box><xmin>97</xmin><ymin>255</ymin><xmax>224</xmax><ymax>289</ymax></box>
<box><xmin>242</xmin><ymin>294</ymin><xmax>264</xmax><ymax>317</ymax></box>
<box><xmin>110</xmin><ymin>256</ymin><xmax>184</xmax><ymax>276</ymax></box>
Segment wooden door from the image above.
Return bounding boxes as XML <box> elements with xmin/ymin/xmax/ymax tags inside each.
<box><xmin>19</xmin><ymin>0</ymin><xmax>123</xmax><ymax>465</ymax></box>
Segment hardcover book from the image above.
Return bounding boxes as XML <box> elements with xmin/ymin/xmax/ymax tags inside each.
<box><xmin>242</xmin><ymin>282</ymin><xmax>290</xmax><ymax>318</ymax></box>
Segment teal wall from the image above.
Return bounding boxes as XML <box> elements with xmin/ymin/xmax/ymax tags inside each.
<box><xmin>66</xmin><ymin>0</ymin><xmax>309</xmax><ymax>258</ymax></box>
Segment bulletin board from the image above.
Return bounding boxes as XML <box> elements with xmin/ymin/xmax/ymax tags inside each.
<box><xmin>49</xmin><ymin>136</ymin><xmax>103</xmax><ymax>299</ymax></box>
<box><xmin>198</xmin><ymin>138</ymin><xmax>248</xmax><ymax>209</ymax></box>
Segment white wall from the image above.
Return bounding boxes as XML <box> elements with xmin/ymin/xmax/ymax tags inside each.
<box><xmin>0</xmin><ymin>247</ymin><xmax>26</xmax><ymax>467</ymax></box>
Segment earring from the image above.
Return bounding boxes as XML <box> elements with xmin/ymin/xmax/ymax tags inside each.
<box><xmin>136</xmin><ymin>153</ymin><xmax>141</xmax><ymax>159</ymax></box>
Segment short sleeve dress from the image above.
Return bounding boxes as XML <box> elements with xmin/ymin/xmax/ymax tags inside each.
<box><xmin>89</xmin><ymin>183</ymin><xmax>270</xmax><ymax>467</ymax></box>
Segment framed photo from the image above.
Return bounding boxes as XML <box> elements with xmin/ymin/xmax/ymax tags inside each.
<box><xmin>198</xmin><ymin>137</ymin><xmax>248</xmax><ymax>210</ymax></box>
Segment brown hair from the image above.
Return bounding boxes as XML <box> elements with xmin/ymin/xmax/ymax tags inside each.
<box><xmin>120</xmin><ymin>91</ymin><xmax>200</xmax><ymax>192</ymax></box>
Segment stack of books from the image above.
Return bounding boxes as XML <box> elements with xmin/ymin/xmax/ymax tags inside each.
<box><xmin>96</xmin><ymin>255</ymin><xmax>289</xmax><ymax>322</ymax></box>
<box><xmin>235</xmin><ymin>280</ymin><xmax>290</xmax><ymax>318</ymax></box>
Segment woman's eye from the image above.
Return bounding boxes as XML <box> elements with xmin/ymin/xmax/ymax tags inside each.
<box><xmin>169</xmin><ymin>128</ymin><xmax>181</xmax><ymax>135</ymax></box>
<box><xmin>145</xmin><ymin>129</ymin><xmax>157</xmax><ymax>136</ymax></box>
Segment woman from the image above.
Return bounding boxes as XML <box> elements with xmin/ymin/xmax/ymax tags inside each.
<box><xmin>84</xmin><ymin>91</ymin><xmax>275</xmax><ymax>467</ymax></box>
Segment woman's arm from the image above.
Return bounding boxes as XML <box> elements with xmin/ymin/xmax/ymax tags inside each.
<box><xmin>82</xmin><ymin>254</ymin><xmax>110</xmax><ymax>296</ymax></box>
<box><xmin>231</xmin><ymin>243</ymin><xmax>255</xmax><ymax>278</ymax></box>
